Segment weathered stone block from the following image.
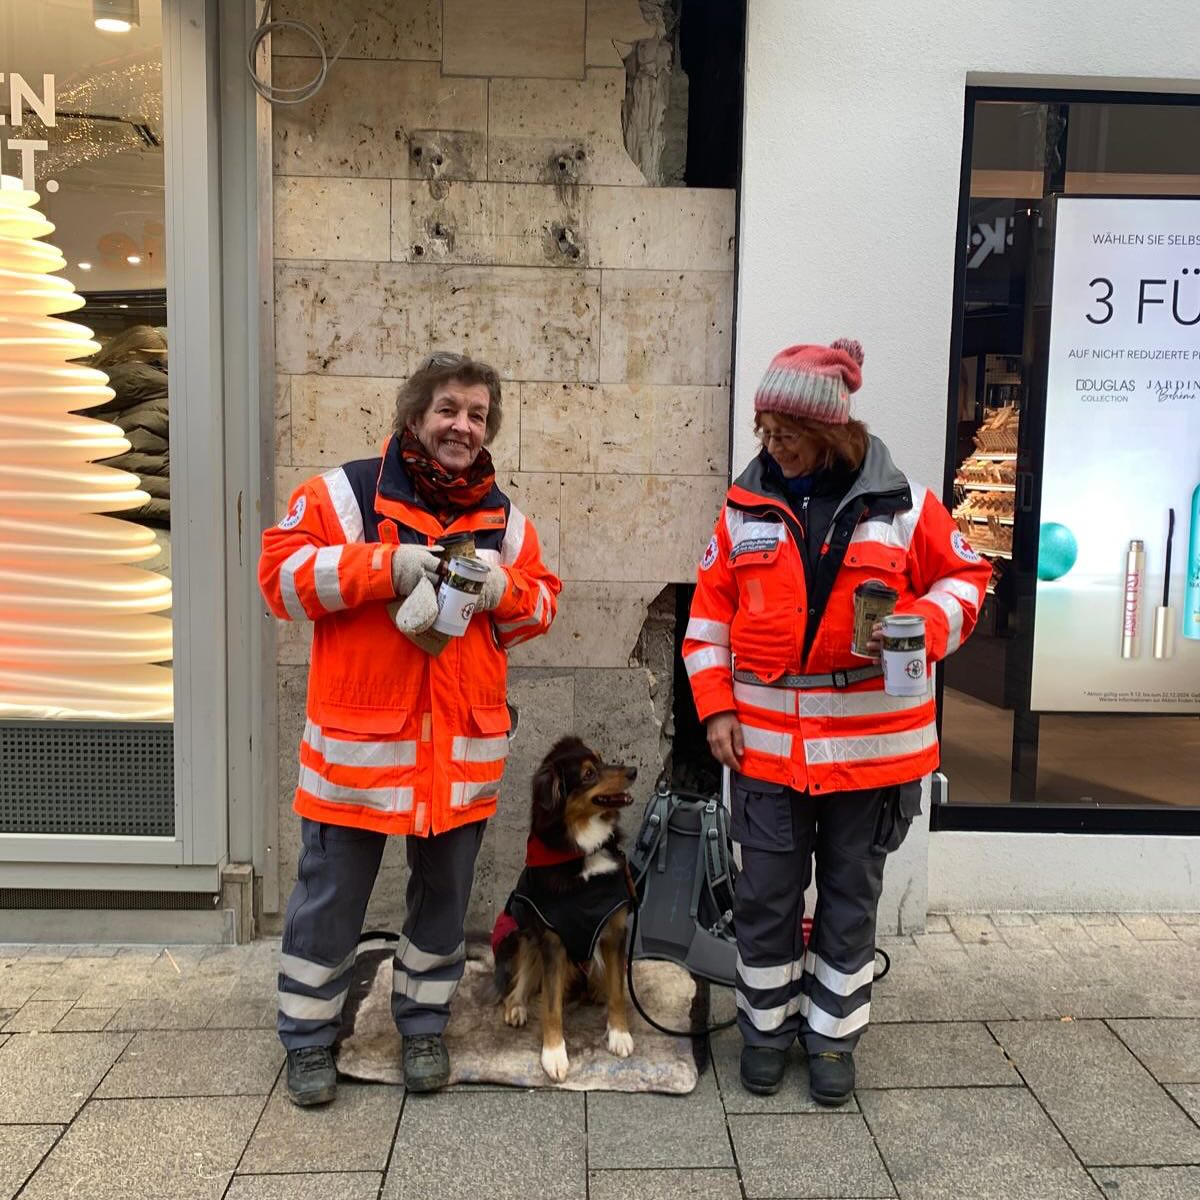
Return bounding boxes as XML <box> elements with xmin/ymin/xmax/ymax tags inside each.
<box><xmin>271</xmin><ymin>0</ymin><xmax>440</xmax><ymax>61</ymax></box>
<box><xmin>586</xmin><ymin>0</ymin><xmax>657</xmax><ymax>67</ymax></box>
<box><xmin>274</xmin><ymin>178</ymin><xmax>391</xmax><ymax>261</ymax></box>
<box><xmin>588</xmin><ymin>188</ymin><xmax>735</xmax><ymax>272</ymax></box>
<box><xmin>508</xmin><ymin>581</ymin><xmax>664</xmax><ymax>669</ymax></box>
<box><xmin>393</xmin><ymin>181</ymin><xmax>583</xmax><ymax>268</ymax></box>
<box><xmin>429</xmin><ymin>266</ymin><xmax>601</xmax><ymax>383</ymax></box>
<box><xmin>273</xmin><ymin>60</ymin><xmax>485</xmax><ymax>179</ymax></box>
<box><xmin>521</xmin><ymin>382</ymin><xmax>728</xmax><ymax>475</ymax></box>
<box><xmin>488</xmin><ymin>71</ymin><xmax>645</xmax><ymax>186</ymax></box>
<box><xmin>496</xmin><ymin>470</ymin><xmax>561</xmax><ymax>575</ymax></box>
<box><xmin>599</xmin><ymin>270</ymin><xmax>734</xmax><ymax>386</ymax></box>
<box><xmin>290</xmin><ymin>375</ymin><xmax>398</xmax><ymax>465</ymax></box>
<box><xmin>443</xmin><ymin>0</ymin><xmax>585</xmax><ymax>80</ymax></box>
<box><xmin>274</xmin><ymin>375</ymin><xmax>291</xmax><ymax>466</ymax></box>
<box><xmin>572</xmin><ymin>667</ymin><xmax>666</xmax><ymax>806</ymax></box>
<box><xmin>559</xmin><ymin>473</ymin><xmax>725</xmax><ymax>583</ymax></box>
<box><xmin>275</xmin><ymin>262</ymin><xmax>432</xmax><ymax>378</ymax></box>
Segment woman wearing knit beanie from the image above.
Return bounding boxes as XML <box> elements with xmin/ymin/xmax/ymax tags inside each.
<box><xmin>682</xmin><ymin>339</ymin><xmax>991</xmax><ymax>1105</ymax></box>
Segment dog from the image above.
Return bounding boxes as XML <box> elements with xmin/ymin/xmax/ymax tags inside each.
<box><xmin>492</xmin><ymin>736</ymin><xmax>638</xmax><ymax>1082</ymax></box>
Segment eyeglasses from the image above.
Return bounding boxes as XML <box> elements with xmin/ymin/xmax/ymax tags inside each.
<box><xmin>419</xmin><ymin>351</ymin><xmax>470</xmax><ymax>370</ymax></box>
<box><xmin>756</xmin><ymin>428</ymin><xmax>805</xmax><ymax>448</ymax></box>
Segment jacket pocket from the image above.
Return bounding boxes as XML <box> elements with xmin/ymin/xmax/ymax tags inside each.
<box><xmin>469</xmin><ymin>703</ymin><xmax>512</xmax><ymax>737</ymax></box>
<box><xmin>730</xmin><ymin>772</ymin><xmax>793</xmax><ymax>852</ymax></box>
<box><xmin>870</xmin><ymin>781</ymin><xmax>923</xmax><ymax>855</ymax></box>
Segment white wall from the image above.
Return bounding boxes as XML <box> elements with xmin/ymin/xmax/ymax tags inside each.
<box><xmin>735</xmin><ymin>0</ymin><xmax>1200</xmax><ymax>485</ymax></box>
<box><xmin>736</xmin><ymin>0</ymin><xmax>1200</xmax><ymax>914</ymax></box>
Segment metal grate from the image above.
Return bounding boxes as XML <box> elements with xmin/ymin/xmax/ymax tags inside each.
<box><xmin>0</xmin><ymin>888</ymin><xmax>214</xmax><ymax>910</ymax></box>
<box><xmin>0</xmin><ymin>722</ymin><xmax>174</xmax><ymax>837</ymax></box>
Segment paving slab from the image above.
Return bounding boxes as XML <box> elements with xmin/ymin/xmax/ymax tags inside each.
<box><xmin>1166</xmin><ymin>1084</ymin><xmax>1200</xmax><ymax>1123</ymax></box>
<box><xmin>870</xmin><ymin>983</ymin><xmax>1011</xmax><ymax>1023</ymax></box>
<box><xmin>1119</xmin><ymin>916</ymin><xmax>1177</xmax><ymax>942</ymax></box>
<box><xmin>856</xmin><ymin>1022</ymin><xmax>1017</xmax><ymax>1089</ymax></box>
<box><xmin>0</xmin><ymin>1124</ymin><xmax>59</xmax><ymax>1200</ymax></box>
<box><xmin>19</xmin><ymin>1095</ymin><xmax>263</xmax><ymax>1200</ymax></box>
<box><xmin>727</xmin><ymin>1112</ymin><xmax>894</xmax><ymax>1198</ymax></box>
<box><xmin>711</xmin><ymin>1028</ymin><xmax>859</xmax><ymax>1114</ymax></box>
<box><xmin>990</xmin><ymin>1019</ymin><xmax>1200</xmax><ymax>1165</ymax></box>
<box><xmin>587</xmin><ymin>1067</ymin><xmax>733</xmax><ymax>1168</ymax></box>
<box><xmin>105</xmin><ymin>998</ymin><xmax>221</xmax><ymax>1031</ymax></box>
<box><xmin>207</xmin><ymin>999</ymin><xmax>277</xmax><ymax>1029</ymax></box>
<box><xmin>588</xmin><ymin>1169</ymin><xmax>744</xmax><ymax>1199</ymax></box>
<box><xmin>383</xmin><ymin>1089</ymin><xmax>586</xmax><ymax>1200</ymax></box>
<box><xmin>0</xmin><ymin>1031</ymin><xmax>131</xmax><ymax>1122</ymax></box>
<box><xmin>226</xmin><ymin>1173</ymin><xmax>383</xmax><ymax>1200</ymax></box>
<box><xmin>947</xmin><ymin>914</ymin><xmax>999</xmax><ymax>943</ymax></box>
<box><xmin>2</xmin><ymin>1000</ymin><xmax>74</xmax><ymax>1033</ymax></box>
<box><xmin>240</xmin><ymin>1079</ymin><xmax>403</xmax><ymax>1174</ymax></box>
<box><xmin>1092</xmin><ymin>1167</ymin><xmax>1200</xmax><ymax>1199</ymax></box>
<box><xmin>96</xmin><ymin>1029</ymin><xmax>283</xmax><ymax>1098</ymax></box>
<box><xmin>859</xmin><ymin>1087</ymin><xmax>1099</xmax><ymax>1200</ymax></box>
<box><xmin>53</xmin><ymin>1007</ymin><xmax>119</xmax><ymax>1032</ymax></box>
<box><xmin>1109</xmin><ymin>1020</ymin><xmax>1200</xmax><ymax>1083</ymax></box>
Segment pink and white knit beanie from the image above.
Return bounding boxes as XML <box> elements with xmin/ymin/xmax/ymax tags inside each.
<box><xmin>753</xmin><ymin>338</ymin><xmax>865</xmax><ymax>425</ymax></box>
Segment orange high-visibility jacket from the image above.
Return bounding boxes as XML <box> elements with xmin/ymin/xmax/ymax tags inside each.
<box><xmin>684</xmin><ymin>438</ymin><xmax>991</xmax><ymax>794</ymax></box>
<box><xmin>259</xmin><ymin>436</ymin><xmax>560</xmax><ymax>837</ymax></box>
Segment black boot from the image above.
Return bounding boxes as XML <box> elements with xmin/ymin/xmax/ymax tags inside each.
<box><xmin>403</xmin><ymin>1033</ymin><xmax>451</xmax><ymax>1093</ymax></box>
<box><xmin>740</xmin><ymin>1045</ymin><xmax>787</xmax><ymax>1095</ymax></box>
<box><xmin>286</xmin><ymin>1045</ymin><xmax>337</xmax><ymax>1107</ymax></box>
<box><xmin>808</xmin><ymin>1050</ymin><xmax>855</xmax><ymax>1107</ymax></box>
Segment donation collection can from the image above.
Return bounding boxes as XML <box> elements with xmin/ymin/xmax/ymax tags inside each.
<box><xmin>880</xmin><ymin>613</ymin><xmax>928</xmax><ymax>697</ymax></box>
<box><xmin>432</xmin><ymin>555</ymin><xmax>490</xmax><ymax>637</ymax></box>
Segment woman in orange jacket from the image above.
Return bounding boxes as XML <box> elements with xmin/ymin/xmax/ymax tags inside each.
<box><xmin>259</xmin><ymin>352</ymin><xmax>560</xmax><ymax>1106</ymax></box>
<box><xmin>684</xmin><ymin>339</ymin><xmax>990</xmax><ymax>1106</ymax></box>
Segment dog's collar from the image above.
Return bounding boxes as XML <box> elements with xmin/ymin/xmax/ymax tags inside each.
<box><xmin>525</xmin><ymin>834</ymin><xmax>585</xmax><ymax>868</ymax></box>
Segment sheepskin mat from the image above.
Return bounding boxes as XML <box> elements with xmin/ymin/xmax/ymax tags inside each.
<box><xmin>333</xmin><ymin>932</ymin><xmax>708</xmax><ymax>1094</ymax></box>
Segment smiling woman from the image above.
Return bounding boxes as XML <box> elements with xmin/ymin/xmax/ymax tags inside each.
<box><xmin>259</xmin><ymin>346</ymin><xmax>561</xmax><ymax>1107</ymax></box>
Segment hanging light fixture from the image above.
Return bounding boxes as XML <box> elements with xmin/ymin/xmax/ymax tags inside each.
<box><xmin>93</xmin><ymin>0</ymin><xmax>140</xmax><ymax>34</ymax></box>
<box><xmin>0</xmin><ymin>176</ymin><xmax>172</xmax><ymax>721</ymax></box>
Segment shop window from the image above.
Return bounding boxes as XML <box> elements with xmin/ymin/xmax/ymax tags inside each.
<box><xmin>939</xmin><ymin>91</ymin><xmax>1200</xmax><ymax>829</ymax></box>
<box><xmin>0</xmin><ymin>0</ymin><xmax>172</xmax><ymax>833</ymax></box>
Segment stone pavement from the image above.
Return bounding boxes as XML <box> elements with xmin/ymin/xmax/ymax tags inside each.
<box><xmin>2</xmin><ymin>912</ymin><xmax>1200</xmax><ymax>1199</ymax></box>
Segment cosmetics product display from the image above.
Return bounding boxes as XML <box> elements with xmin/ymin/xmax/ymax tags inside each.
<box><xmin>1153</xmin><ymin>510</ymin><xmax>1176</xmax><ymax>661</ymax></box>
<box><xmin>1121</xmin><ymin>539</ymin><xmax>1144</xmax><ymax>660</ymax></box>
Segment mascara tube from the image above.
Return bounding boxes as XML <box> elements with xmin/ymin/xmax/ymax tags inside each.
<box><xmin>1122</xmin><ymin>540</ymin><xmax>1144</xmax><ymax>659</ymax></box>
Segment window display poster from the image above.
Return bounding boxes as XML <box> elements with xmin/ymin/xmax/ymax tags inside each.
<box><xmin>1031</xmin><ymin>197</ymin><xmax>1200</xmax><ymax>712</ymax></box>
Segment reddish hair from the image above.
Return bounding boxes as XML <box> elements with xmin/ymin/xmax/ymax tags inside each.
<box><xmin>755</xmin><ymin>413</ymin><xmax>870</xmax><ymax>472</ymax></box>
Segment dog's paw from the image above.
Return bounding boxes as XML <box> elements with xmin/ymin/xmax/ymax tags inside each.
<box><xmin>504</xmin><ymin>1003</ymin><xmax>528</xmax><ymax>1027</ymax></box>
<box><xmin>606</xmin><ymin>1026</ymin><xmax>634</xmax><ymax>1058</ymax></box>
<box><xmin>541</xmin><ymin>1041</ymin><xmax>570</xmax><ymax>1082</ymax></box>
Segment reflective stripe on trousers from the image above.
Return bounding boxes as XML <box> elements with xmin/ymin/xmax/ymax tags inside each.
<box><xmin>730</xmin><ymin>779</ymin><xmax>888</xmax><ymax>1053</ymax></box>
<box><xmin>278</xmin><ymin>817</ymin><xmax>483</xmax><ymax>1049</ymax></box>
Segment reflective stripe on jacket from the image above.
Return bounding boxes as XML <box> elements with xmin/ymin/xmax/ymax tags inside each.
<box><xmin>259</xmin><ymin>435</ymin><xmax>561</xmax><ymax>837</ymax></box>
<box><xmin>684</xmin><ymin>437</ymin><xmax>991</xmax><ymax>794</ymax></box>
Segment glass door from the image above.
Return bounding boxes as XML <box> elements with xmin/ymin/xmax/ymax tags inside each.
<box><xmin>937</xmin><ymin>91</ymin><xmax>1200</xmax><ymax>831</ymax></box>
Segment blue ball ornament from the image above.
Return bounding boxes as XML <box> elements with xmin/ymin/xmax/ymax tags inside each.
<box><xmin>1038</xmin><ymin>522</ymin><xmax>1078</xmax><ymax>582</ymax></box>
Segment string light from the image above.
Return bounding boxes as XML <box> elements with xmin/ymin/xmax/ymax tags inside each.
<box><xmin>0</xmin><ymin>176</ymin><xmax>172</xmax><ymax>720</ymax></box>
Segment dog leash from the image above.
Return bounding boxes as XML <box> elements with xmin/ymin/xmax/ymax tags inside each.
<box><xmin>621</xmin><ymin>860</ymin><xmax>891</xmax><ymax>1039</ymax></box>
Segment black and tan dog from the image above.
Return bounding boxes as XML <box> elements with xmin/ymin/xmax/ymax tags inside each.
<box><xmin>492</xmin><ymin>736</ymin><xmax>638</xmax><ymax>1081</ymax></box>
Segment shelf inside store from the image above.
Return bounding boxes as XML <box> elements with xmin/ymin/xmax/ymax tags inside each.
<box><xmin>954</xmin><ymin>482</ymin><xmax>1016</xmax><ymax>492</ymax></box>
<box><xmin>957</xmin><ymin>514</ymin><xmax>1014</xmax><ymax>526</ymax></box>
<box><xmin>969</xmin><ymin>452</ymin><xmax>1018</xmax><ymax>461</ymax></box>
<box><xmin>978</xmin><ymin>547</ymin><xmax>1013</xmax><ymax>559</ymax></box>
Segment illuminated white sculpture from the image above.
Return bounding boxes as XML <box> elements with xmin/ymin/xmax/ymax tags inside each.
<box><xmin>0</xmin><ymin>177</ymin><xmax>172</xmax><ymax>720</ymax></box>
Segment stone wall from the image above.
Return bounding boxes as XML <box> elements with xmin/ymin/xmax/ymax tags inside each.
<box><xmin>266</xmin><ymin>0</ymin><xmax>734</xmax><ymax>934</ymax></box>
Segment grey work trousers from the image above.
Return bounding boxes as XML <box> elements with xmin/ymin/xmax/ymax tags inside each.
<box><xmin>277</xmin><ymin>817</ymin><xmax>485</xmax><ymax>1050</ymax></box>
<box><xmin>729</xmin><ymin>773</ymin><xmax>919</xmax><ymax>1054</ymax></box>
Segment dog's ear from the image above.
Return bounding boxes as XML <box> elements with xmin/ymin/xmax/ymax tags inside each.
<box><xmin>532</xmin><ymin>760</ymin><xmax>563</xmax><ymax>813</ymax></box>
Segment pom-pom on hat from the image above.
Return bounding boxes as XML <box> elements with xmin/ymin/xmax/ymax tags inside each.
<box><xmin>753</xmin><ymin>338</ymin><xmax>864</xmax><ymax>425</ymax></box>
